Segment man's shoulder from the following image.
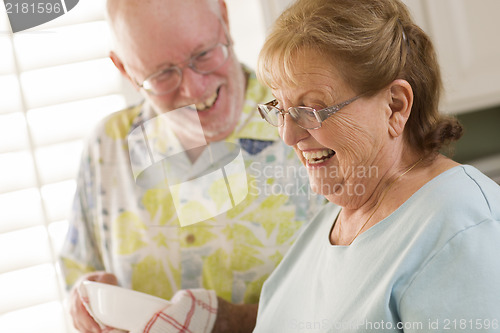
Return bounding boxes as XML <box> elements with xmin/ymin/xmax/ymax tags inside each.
<box><xmin>93</xmin><ymin>102</ymin><xmax>145</xmax><ymax>141</ymax></box>
<box><xmin>243</xmin><ymin>65</ymin><xmax>273</xmax><ymax>105</ymax></box>
<box><xmin>237</xmin><ymin>66</ymin><xmax>279</xmax><ymax>143</ymax></box>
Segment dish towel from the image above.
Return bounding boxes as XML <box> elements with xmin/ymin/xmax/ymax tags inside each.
<box><xmin>139</xmin><ymin>289</ymin><xmax>218</xmax><ymax>333</ymax></box>
<box><xmin>81</xmin><ymin>287</ymin><xmax>218</xmax><ymax>333</ymax></box>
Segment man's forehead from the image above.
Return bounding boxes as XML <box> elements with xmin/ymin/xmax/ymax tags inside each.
<box><xmin>109</xmin><ymin>0</ymin><xmax>216</xmax><ymax>24</ymax></box>
<box><xmin>110</xmin><ymin>0</ymin><xmax>220</xmax><ymax>43</ymax></box>
<box><xmin>110</xmin><ymin>0</ymin><xmax>223</xmax><ymax>74</ymax></box>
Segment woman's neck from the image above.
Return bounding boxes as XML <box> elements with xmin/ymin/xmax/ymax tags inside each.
<box><xmin>330</xmin><ymin>154</ymin><xmax>458</xmax><ymax>245</ymax></box>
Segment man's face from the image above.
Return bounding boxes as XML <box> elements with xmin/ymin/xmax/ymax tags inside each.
<box><xmin>112</xmin><ymin>0</ymin><xmax>245</xmax><ymax>142</ymax></box>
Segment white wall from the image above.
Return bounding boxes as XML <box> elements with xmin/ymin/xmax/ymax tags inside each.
<box><xmin>225</xmin><ymin>0</ymin><xmax>267</xmax><ymax>70</ymax></box>
<box><xmin>225</xmin><ymin>0</ymin><xmax>294</xmax><ymax>70</ymax></box>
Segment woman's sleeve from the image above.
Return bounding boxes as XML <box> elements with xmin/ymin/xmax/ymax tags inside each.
<box><xmin>399</xmin><ymin>218</ymin><xmax>500</xmax><ymax>332</ymax></box>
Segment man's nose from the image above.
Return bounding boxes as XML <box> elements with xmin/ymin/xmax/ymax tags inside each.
<box><xmin>177</xmin><ymin>67</ymin><xmax>206</xmax><ymax>98</ymax></box>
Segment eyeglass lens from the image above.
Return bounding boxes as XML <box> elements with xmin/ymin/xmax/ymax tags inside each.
<box><xmin>146</xmin><ymin>44</ymin><xmax>229</xmax><ymax>95</ymax></box>
<box><xmin>258</xmin><ymin>104</ymin><xmax>321</xmax><ymax>129</ymax></box>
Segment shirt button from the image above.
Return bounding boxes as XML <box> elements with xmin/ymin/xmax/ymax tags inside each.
<box><xmin>186</xmin><ymin>233</ymin><xmax>196</xmax><ymax>244</ymax></box>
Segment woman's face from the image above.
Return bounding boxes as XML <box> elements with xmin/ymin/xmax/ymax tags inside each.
<box><xmin>272</xmin><ymin>49</ymin><xmax>392</xmax><ymax>206</ymax></box>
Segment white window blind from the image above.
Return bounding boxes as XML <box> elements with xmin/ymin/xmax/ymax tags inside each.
<box><xmin>0</xmin><ymin>1</ymin><xmax>140</xmax><ymax>332</ymax></box>
<box><xmin>0</xmin><ymin>1</ymin><xmax>272</xmax><ymax>332</ymax></box>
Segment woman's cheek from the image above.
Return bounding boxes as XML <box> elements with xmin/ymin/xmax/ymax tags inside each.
<box><xmin>318</xmin><ymin>117</ymin><xmax>375</xmax><ymax>165</ymax></box>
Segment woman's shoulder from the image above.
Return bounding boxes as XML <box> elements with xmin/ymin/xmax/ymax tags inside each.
<box><xmin>459</xmin><ymin>164</ymin><xmax>500</xmax><ymax>209</ymax></box>
<box><xmin>432</xmin><ymin>164</ymin><xmax>499</xmax><ymax>214</ymax></box>
<box><xmin>403</xmin><ymin>163</ymin><xmax>500</xmax><ymax>230</ymax></box>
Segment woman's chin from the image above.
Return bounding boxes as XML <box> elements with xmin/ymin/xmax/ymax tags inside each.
<box><xmin>309</xmin><ymin>179</ymin><xmax>339</xmax><ymax>197</ymax></box>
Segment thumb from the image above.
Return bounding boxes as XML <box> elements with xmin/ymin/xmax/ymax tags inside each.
<box><xmin>88</xmin><ymin>272</ymin><xmax>118</xmax><ymax>286</ymax></box>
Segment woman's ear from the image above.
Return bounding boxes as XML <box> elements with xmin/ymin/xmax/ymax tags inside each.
<box><xmin>387</xmin><ymin>79</ymin><xmax>413</xmax><ymax>138</ymax></box>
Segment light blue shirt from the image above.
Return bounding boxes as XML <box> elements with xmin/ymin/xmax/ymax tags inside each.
<box><xmin>254</xmin><ymin>165</ymin><xmax>500</xmax><ymax>332</ymax></box>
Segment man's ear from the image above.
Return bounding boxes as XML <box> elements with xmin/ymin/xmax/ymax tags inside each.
<box><xmin>387</xmin><ymin>79</ymin><xmax>413</xmax><ymax>138</ymax></box>
<box><xmin>109</xmin><ymin>51</ymin><xmax>138</xmax><ymax>90</ymax></box>
<box><xmin>218</xmin><ymin>0</ymin><xmax>230</xmax><ymax>28</ymax></box>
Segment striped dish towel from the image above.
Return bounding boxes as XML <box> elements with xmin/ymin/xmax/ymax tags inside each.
<box><xmin>140</xmin><ymin>289</ymin><xmax>218</xmax><ymax>333</ymax></box>
<box><xmin>81</xmin><ymin>287</ymin><xmax>217</xmax><ymax>333</ymax></box>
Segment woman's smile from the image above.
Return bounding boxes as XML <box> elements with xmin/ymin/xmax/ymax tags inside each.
<box><xmin>302</xmin><ymin>149</ymin><xmax>336</xmax><ymax>166</ymax></box>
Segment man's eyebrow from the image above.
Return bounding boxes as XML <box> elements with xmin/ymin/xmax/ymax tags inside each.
<box><xmin>150</xmin><ymin>27</ymin><xmax>221</xmax><ymax>72</ymax></box>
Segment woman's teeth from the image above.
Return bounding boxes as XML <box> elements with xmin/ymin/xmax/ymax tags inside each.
<box><xmin>195</xmin><ymin>90</ymin><xmax>218</xmax><ymax>111</ymax></box>
<box><xmin>302</xmin><ymin>149</ymin><xmax>335</xmax><ymax>164</ymax></box>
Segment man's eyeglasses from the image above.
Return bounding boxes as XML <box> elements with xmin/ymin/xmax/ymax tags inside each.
<box><xmin>257</xmin><ymin>94</ymin><xmax>364</xmax><ymax>130</ymax></box>
<box><xmin>135</xmin><ymin>28</ymin><xmax>232</xmax><ymax>95</ymax></box>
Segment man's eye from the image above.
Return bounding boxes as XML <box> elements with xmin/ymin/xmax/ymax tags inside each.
<box><xmin>155</xmin><ymin>69</ymin><xmax>177</xmax><ymax>82</ymax></box>
<box><xmin>196</xmin><ymin>48</ymin><xmax>213</xmax><ymax>61</ymax></box>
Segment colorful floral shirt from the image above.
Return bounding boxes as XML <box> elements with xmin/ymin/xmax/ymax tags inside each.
<box><xmin>59</xmin><ymin>68</ymin><xmax>324</xmax><ymax>304</ymax></box>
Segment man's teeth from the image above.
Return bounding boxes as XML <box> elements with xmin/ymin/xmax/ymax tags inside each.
<box><xmin>302</xmin><ymin>149</ymin><xmax>335</xmax><ymax>164</ymax></box>
<box><xmin>195</xmin><ymin>90</ymin><xmax>218</xmax><ymax>111</ymax></box>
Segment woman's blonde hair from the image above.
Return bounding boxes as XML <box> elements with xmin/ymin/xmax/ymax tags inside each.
<box><xmin>257</xmin><ymin>0</ymin><xmax>462</xmax><ymax>155</ymax></box>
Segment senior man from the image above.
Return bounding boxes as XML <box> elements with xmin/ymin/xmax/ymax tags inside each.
<box><xmin>59</xmin><ymin>0</ymin><xmax>322</xmax><ymax>332</ymax></box>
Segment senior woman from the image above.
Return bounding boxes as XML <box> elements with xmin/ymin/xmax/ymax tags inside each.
<box><xmin>253</xmin><ymin>0</ymin><xmax>500</xmax><ymax>331</ymax></box>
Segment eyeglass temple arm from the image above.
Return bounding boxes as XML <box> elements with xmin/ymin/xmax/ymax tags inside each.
<box><xmin>313</xmin><ymin>95</ymin><xmax>363</xmax><ymax>122</ymax></box>
<box><xmin>257</xmin><ymin>107</ymin><xmax>267</xmax><ymax>120</ymax></box>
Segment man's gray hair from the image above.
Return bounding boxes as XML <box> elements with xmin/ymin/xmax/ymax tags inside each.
<box><xmin>105</xmin><ymin>0</ymin><xmax>225</xmax><ymax>56</ymax></box>
<box><xmin>106</xmin><ymin>0</ymin><xmax>222</xmax><ymax>21</ymax></box>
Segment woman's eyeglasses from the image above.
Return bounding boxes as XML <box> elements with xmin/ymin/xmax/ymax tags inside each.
<box><xmin>257</xmin><ymin>94</ymin><xmax>364</xmax><ymax>130</ymax></box>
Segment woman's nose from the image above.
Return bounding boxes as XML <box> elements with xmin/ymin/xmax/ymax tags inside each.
<box><xmin>279</xmin><ymin>113</ymin><xmax>307</xmax><ymax>147</ymax></box>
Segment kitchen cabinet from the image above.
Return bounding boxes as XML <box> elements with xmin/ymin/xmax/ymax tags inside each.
<box><xmin>258</xmin><ymin>0</ymin><xmax>500</xmax><ymax>115</ymax></box>
<box><xmin>404</xmin><ymin>0</ymin><xmax>500</xmax><ymax>114</ymax></box>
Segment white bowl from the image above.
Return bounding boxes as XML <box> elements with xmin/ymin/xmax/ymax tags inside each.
<box><xmin>83</xmin><ymin>281</ymin><xmax>170</xmax><ymax>333</ymax></box>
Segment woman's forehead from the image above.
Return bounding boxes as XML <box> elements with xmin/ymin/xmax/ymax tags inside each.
<box><xmin>271</xmin><ymin>52</ymin><xmax>345</xmax><ymax>90</ymax></box>
<box><xmin>268</xmin><ymin>48</ymin><xmax>338</xmax><ymax>82</ymax></box>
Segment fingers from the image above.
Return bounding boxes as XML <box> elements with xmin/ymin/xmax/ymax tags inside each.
<box><xmin>86</xmin><ymin>272</ymin><xmax>118</xmax><ymax>286</ymax></box>
<box><xmin>68</xmin><ymin>271</ymin><xmax>118</xmax><ymax>332</ymax></box>
<box><xmin>69</xmin><ymin>284</ymin><xmax>101</xmax><ymax>332</ymax></box>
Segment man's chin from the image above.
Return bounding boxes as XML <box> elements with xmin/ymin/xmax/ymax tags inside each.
<box><xmin>202</xmin><ymin>126</ymin><xmax>236</xmax><ymax>143</ymax></box>
<box><xmin>200</xmin><ymin>111</ymin><xmax>240</xmax><ymax>142</ymax></box>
